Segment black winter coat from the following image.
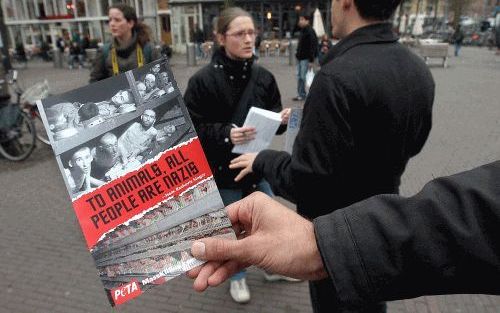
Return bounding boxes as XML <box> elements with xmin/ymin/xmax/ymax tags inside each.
<box><xmin>254</xmin><ymin>23</ymin><xmax>435</xmax><ymax>219</ymax></box>
<box><xmin>184</xmin><ymin>49</ymin><xmax>284</xmax><ymax>189</ymax></box>
<box><xmin>315</xmin><ymin>160</ymin><xmax>500</xmax><ymax>307</ymax></box>
<box><xmin>296</xmin><ymin>25</ymin><xmax>318</xmax><ymax>62</ymax></box>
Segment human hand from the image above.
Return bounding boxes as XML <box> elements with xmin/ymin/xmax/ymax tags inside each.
<box><xmin>187</xmin><ymin>192</ymin><xmax>327</xmax><ymax>292</ymax></box>
<box><xmin>229</xmin><ymin>153</ymin><xmax>257</xmax><ymax>181</ymax></box>
<box><xmin>230</xmin><ymin>127</ymin><xmax>256</xmax><ymax>145</ymax></box>
<box><xmin>280</xmin><ymin>108</ymin><xmax>291</xmax><ymax>125</ymax></box>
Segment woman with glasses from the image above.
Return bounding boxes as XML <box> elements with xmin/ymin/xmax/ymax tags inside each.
<box><xmin>184</xmin><ymin>7</ymin><xmax>292</xmax><ymax>304</ymax></box>
<box><xmin>90</xmin><ymin>3</ymin><xmax>159</xmax><ymax>82</ymax></box>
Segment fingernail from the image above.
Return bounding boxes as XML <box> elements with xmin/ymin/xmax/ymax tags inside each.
<box><xmin>192</xmin><ymin>241</ymin><xmax>206</xmax><ymax>259</ymax></box>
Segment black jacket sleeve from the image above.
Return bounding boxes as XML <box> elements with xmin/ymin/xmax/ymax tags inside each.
<box><xmin>253</xmin><ymin>72</ymin><xmax>354</xmax><ymax>203</ymax></box>
<box><xmin>184</xmin><ymin>75</ymin><xmax>233</xmax><ymax>148</ymax></box>
<box><xmin>314</xmin><ymin>160</ymin><xmax>500</xmax><ymax>307</ymax></box>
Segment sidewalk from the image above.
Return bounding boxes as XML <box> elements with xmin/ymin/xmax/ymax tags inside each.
<box><xmin>0</xmin><ymin>47</ymin><xmax>499</xmax><ymax>313</ymax></box>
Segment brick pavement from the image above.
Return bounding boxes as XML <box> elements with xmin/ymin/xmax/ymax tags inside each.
<box><xmin>0</xmin><ymin>46</ymin><xmax>499</xmax><ymax>313</ymax></box>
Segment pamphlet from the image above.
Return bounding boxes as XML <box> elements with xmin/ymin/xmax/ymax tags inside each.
<box><xmin>36</xmin><ymin>57</ymin><xmax>235</xmax><ymax>306</ymax></box>
<box><xmin>231</xmin><ymin>106</ymin><xmax>282</xmax><ymax>154</ymax></box>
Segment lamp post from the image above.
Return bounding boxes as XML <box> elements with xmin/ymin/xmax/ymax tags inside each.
<box><xmin>0</xmin><ymin>4</ymin><xmax>12</xmax><ymax>71</ymax></box>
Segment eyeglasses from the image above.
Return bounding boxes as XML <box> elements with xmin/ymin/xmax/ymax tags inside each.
<box><xmin>225</xmin><ymin>30</ymin><xmax>256</xmax><ymax>40</ymax></box>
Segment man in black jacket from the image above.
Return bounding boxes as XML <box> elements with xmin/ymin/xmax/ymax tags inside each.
<box><xmin>294</xmin><ymin>13</ymin><xmax>318</xmax><ymax>101</ymax></box>
<box><xmin>188</xmin><ymin>161</ymin><xmax>500</xmax><ymax>308</ymax></box>
<box><xmin>229</xmin><ymin>0</ymin><xmax>434</xmax><ymax>311</ymax></box>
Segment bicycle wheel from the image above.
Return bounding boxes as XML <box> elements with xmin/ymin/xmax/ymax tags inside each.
<box><xmin>0</xmin><ymin>111</ymin><xmax>36</xmax><ymax>161</ymax></box>
<box><xmin>33</xmin><ymin>109</ymin><xmax>50</xmax><ymax>145</ymax></box>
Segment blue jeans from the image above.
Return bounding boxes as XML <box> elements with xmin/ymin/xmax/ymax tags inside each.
<box><xmin>296</xmin><ymin>59</ymin><xmax>309</xmax><ymax>99</ymax></box>
<box><xmin>196</xmin><ymin>43</ymin><xmax>204</xmax><ymax>58</ymax></box>
<box><xmin>454</xmin><ymin>43</ymin><xmax>462</xmax><ymax>56</ymax></box>
<box><xmin>220</xmin><ymin>180</ymin><xmax>274</xmax><ymax>281</ymax></box>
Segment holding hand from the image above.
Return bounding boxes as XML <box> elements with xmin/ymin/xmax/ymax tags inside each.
<box><xmin>280</xmin><ymin>108</ymin><xmax>291</xmax><ymax>125</ymax></box>
<box><xmin>230</xmin><ymin>126</ymin><xmax>256</xmax><ymax>145</ymax></box>
<box><xmin>187</xmin><ymin>192</ymin><xmax>328</xmax><ymax>292</ymax></box>
<box><xmin>229</xmin><ymin>153</ymin><xmax>257</xmax><ymax>181</ymax></box>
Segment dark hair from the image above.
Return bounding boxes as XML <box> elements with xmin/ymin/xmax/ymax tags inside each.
<box><xmin>298</xmin><ymin>12</ymin><xmax>312</xmax><ymax>21</ymax></box>
<box><xmin>353</xmin><ymin>0</ymin><xmax>402</xmax><ymax>21</ymax></box>
<box><xmin>216</xmin><ymin>7</ymin><xmax>254</xmax><ymax>34</ymax></box>
<box><xmin>78</xmin><ymin>102</ymin><xmax>99</xmax><ymax>122</ymax></box>
<box><xmin>109</xmin><ymin>3</ymin><xmax>152</xmax><ymax>46</ymax></box>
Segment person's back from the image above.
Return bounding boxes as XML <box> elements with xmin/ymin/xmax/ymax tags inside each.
<box><xmin>296</xmin><ymin>23</ymin><xmax>318</xmax><ymax>62</ymax></box>
<box><xmin>231</xmin><ymin>2</ymin><xmax>435</xmax><ymax>313</ymax></box>
<box><xmin>295</xmin><ymin>23</ymin><xmax>434</xmax><ymax>217</ymax></box>
<box><xmin>453</xmin><ymin>26</ymin><xmax>464</xmax><ymax>43</ymax></box>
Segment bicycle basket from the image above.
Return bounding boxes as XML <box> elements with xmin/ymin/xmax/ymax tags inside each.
<box><xmin>21</xmin><ymin>80</ymin><xmax>50</xmax><ymax>104</ymax></box>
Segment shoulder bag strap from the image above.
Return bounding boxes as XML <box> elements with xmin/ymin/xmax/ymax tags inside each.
<box><xmin>231</xmin><ymin>64</ymin><xmax>261</xmax><ymax>125</ymax></box>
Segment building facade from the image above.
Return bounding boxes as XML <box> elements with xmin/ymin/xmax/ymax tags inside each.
<box><xmin>1</xmin><ymin>0</ymin><xmax>165</xmax><ymax>51</ymax></box>
<box><xmin>169</xmin><ymin>0</ymin><xmax>331</xmax><ymax>53</ymax></box>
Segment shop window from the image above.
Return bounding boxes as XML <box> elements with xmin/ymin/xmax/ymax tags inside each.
<box><xmin>37</xmin><ymin>0</ymin><xmax>46</xmax><ymax>18</ymax></box>
<box><xmin>162</xmin><ymin>16</ymin><xmax>171</xmax><ymax>33</ymax></box>
<box><xmin>76</xmin><ymin>0</ymin><xmax>86</xmax><ymax>17</ymax></box>
<box><xmin>99</xmin><ymin>0</ymin><xmax>110</xmax><ymax>16</ymax></box>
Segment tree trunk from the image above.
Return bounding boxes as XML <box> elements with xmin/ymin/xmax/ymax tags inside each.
<box><xmin>450</xmin><ymin>0</ymin><xmax>472</xmax><ymax>29</ymax></box>
<box><xmin>433</xmin><ymin>0</ymin><xmax>440</xmax><ymax>31</ymax></box>
<box><xmin>397</xmin><ymin>0</ymin><xmax>406</xmax><ymax>34</ymax></box>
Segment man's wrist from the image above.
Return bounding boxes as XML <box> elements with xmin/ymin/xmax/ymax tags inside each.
<box><xmin>305</xmin><ymin>220</ymin><xmax>329</xmax><ymax>280</ymax></box>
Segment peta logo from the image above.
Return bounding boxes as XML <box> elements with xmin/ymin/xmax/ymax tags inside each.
<box><xmin>111</xmin><ymin>280</ymin><xmax>142</xmax><ymax>305</ymax></box>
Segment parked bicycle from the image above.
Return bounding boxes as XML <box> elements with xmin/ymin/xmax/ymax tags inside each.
<box><xmin>10</xmin><ymin>70</ymin><xmax>51</xmax><ymax>145</ymax></box>
<box><xmin>0</xmin><ymin>73</ymin><xmax>36</xmax><ymax>161</ymax></box>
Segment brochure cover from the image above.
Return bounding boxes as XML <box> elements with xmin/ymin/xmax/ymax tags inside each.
<box><xmin>36</xmin><ymin>57</ymin><xmax>235</xmax><ymax>306</ymax></box>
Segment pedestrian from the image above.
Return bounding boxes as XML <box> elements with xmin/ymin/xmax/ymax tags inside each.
<box><xmin>495</xmin><ymin>13</ymin><xmax>500</xmax><ymax>55</ymax></box>
<box><xmin>318</xmin><ymin>34</ymin><xmax>333</xmax><ymax>64</ymax></box>
<box><xmin>229</xmin><ymin>0</ymin><xmax>435</xmax><ymax>312</ymax></box>
<box><xmin>188</xmin><ymin>160</ymin><xmax>500</xmax><ymax>307</ymax></box>
<box><xmin>56</xmin><ymin>36</ymin><xmax>66</xmax><ymax>53</ymax></box>
<box><xmin>14</xmin><ymin>42</ymin><xmax>27</xmax><ymax>63</ymax></box>
<box><xmin>192</xmin><ymin>23</ymin><xmax>205</xmax><ymax>58</ymax></box>
<box><xmin>452</xmin><ymin>24</ymin><xmax>464</xmax><ymax>57</ymax></box>
<box><xmin>254</xmin><ymin>27</ymin><xmax>262</xmax><ymax>58</ymax></box>
<box><xmin>183</xmin><ymin>7</ymin><xmax>292</xmax><ymax>304</ymax></box>
<box><xmin>90</xmin><ymin>3</ymin><xmax>160</xmax><ymax>82</ymax></box>
<box><xmin>293</xmin><ymin>12</ymin><xmax>318</xmax><ymax>101</ymax></box>
<box><xmin>69</xmin><ymin>41</ymin><xmax>84</xmax><ymax>69</ymax></box>
<box><xmin>39</xmin><ymin>40</ymin><xmax>51</xmax><ymax>62</ymax></box>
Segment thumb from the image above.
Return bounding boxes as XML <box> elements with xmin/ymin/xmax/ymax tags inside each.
<box><xmin>191</xmin><ymin>237</ymin><xmax>247</xmax><ymax>262</ymax></box>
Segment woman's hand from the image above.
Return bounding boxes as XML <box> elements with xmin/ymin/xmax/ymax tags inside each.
<box><xmin>230</xmin><ymin>127</ymin><xmax>256</xmax><ymax>145</ymax></box>
<box><xmin>280</xmin><ymin>108</ymin><xmax>291</xmax><ymax>125</ymax></box>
